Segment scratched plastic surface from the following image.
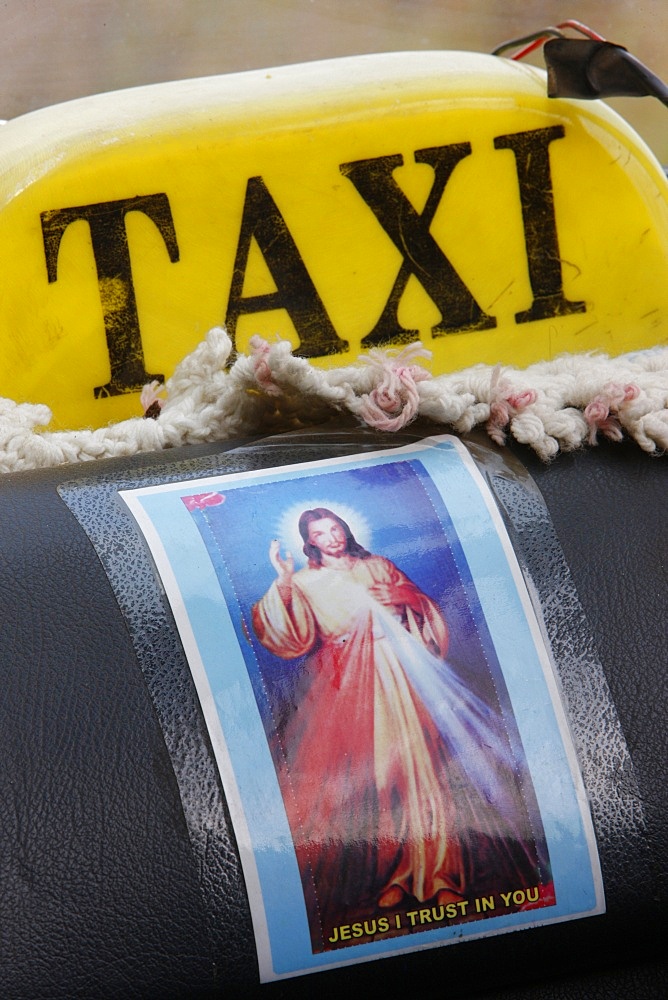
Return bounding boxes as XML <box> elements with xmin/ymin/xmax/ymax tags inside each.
<box><xmin>1</xmin><ymin>51</ymin><xmax>666</xmax><ymax>430</ymax></box>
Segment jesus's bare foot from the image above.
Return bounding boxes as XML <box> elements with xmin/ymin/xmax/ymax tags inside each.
<box><xmin>436</xmin><ymin>888</ymin><xmax>464</xmax><ymax>906</ymax></box>
<box><xmin>378</xmin><ymin>885</ymin><xmax>404</xmax><ymax>908</ymax></box>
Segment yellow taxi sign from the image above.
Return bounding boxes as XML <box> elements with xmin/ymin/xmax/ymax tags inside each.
<box><xmin>0</xmin><ymin>51</ymin><xmax>666</xmax><ymax>430</ymax></box>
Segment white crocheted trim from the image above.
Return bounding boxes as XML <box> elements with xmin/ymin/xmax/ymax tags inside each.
<box><xmin>0</xmin><ymin>328</ymin><xmax>666</xmax><ymax>473</ymax></box>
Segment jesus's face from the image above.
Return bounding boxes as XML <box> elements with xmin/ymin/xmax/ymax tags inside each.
<box><xmin>306</xmin><ymin>517</ymin><xmax>348</xmax><ymax>558</ymax></box>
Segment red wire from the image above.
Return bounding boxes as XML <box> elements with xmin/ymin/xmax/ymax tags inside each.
<box><xmin>556</xmin><ymin>20</ymin><xmax>606</xmax><ymax>42</ymax></box>
<box><xmin>511</xmin><ymin>36</ymin><xmax>552</xmax><ymax>61</ymax></box>
<box><xmin>509</xmin><ymin>21</ymin><xmax>607</xmax><ymax>60</ymax></box>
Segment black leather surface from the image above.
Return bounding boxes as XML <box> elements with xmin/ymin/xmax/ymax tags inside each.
<box><xmin>0</xmin><ymin>427</ymin><xmax>665</xmax><ymax>998</ymax></box>
<box><xmin>0</xmin><ymin>460</ymin><xmax>216</xmax><ymax>998</ymax></box>
<box><xmin>510</xmin><ymin>440</ymin><xmax>668</xmax><ymax>909</ymax></box>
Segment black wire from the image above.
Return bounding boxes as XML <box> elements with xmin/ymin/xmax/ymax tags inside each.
<box><xmin>491</xmin><ymin>29</ymin><xmax>563</xmax><ymax>58</ymax></box>
<box><xmin>610</xmin><ymin>49</ymin><xmax>668</xmax><ymax>108</ymax></box>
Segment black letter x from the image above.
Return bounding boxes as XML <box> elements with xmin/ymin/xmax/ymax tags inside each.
<box><xmin>341</xmin><ymin>145</ymin><xmax>496</xmax><ymax>346</ymax></box>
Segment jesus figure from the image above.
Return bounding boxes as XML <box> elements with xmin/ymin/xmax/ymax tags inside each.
<box><xmin>252</xmin><ymin>507</ymin><xmax>549</xmax><ymax>950</ymax></box>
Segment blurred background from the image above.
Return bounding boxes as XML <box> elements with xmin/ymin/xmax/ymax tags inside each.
<box><xmin>1</xmin><ymin>0</ymin><xmax>666</xmax><ymax>162</ymax></box>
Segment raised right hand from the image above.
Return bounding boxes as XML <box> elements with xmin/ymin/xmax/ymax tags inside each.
<box><xmin>269</xmin><ymin>539</ymin><xmax>294</xmax><ymax>591</ymax></box>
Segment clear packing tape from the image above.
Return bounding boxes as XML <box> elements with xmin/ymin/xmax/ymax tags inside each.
<box><xmin>58</xmin><ymin>426</ymin><xmax>649</xmax><ymax>987</ymax></box>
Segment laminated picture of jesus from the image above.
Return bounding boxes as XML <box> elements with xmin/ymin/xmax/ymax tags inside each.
<box><xmin>185</xmin><ymin>458</ymin><xmax>554</xmax><ymax>954</ymax></box>
<box><xmin>121</xmin><ymin>437</ymin><xmax>604</xmax><ymax>978</ymax></box>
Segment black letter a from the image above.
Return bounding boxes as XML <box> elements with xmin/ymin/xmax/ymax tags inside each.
<box><xmin>225</xmin><ymin>176</ymin><xmax>348</xmax><ymax>357</ymax></box>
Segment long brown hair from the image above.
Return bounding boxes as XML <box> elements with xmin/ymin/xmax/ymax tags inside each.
<box><xmin>298</xmin><ymin>508</ymin><xmax>370</xmax><ymax>567</ymax></box>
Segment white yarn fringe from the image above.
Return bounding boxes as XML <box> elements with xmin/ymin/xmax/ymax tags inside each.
<box><xmin>0</xmin><ymin>327</ymin><xmax>666</xmax><ymax>474</ymax></box>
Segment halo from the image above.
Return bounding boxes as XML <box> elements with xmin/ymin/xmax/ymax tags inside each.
<box><xmin>273</xmin><ymin>500</ymin><xmax>372</xmax><ymax>566</ymax></box>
